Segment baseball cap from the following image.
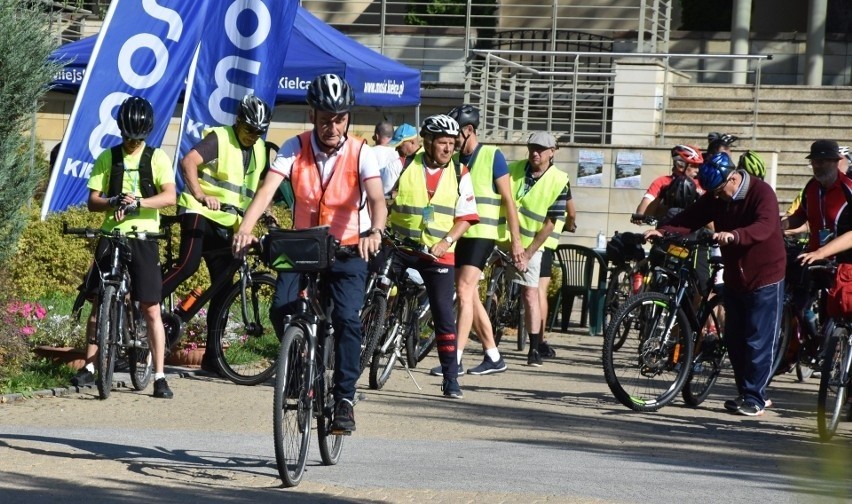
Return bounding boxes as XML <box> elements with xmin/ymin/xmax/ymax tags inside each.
<box><xmin>389</xmin><ymin>123</ymin><xmax>417</xmax><ymax>146</ymax></box>
<box><xmin>527</xmin><ymin>131</ymin><xmax>556</xmax><ymax>149</ymax></box>
<box><xmin>806</xmin><ymin>139</ymin><xmax>842</xmax><ymax>160</ymax></box>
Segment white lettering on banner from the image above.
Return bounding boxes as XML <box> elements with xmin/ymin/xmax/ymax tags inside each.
<box><xmin>118</xmin><ymin>34</ymin><xmax>169</xmax><ymax>89</ymax></box>
<box><xmin>88</xmin><ymin>92</ymin><xmax>128</xmax><ymax>159</ymax></box>
<box><xmin>61</xmin><ymin>159</ymin><xmax>93</xmax><ymax>179</ymax></box>
<box><xmin>207</xmin><ymin>1</ymin><xmax>270</xmax><ymax>126</ymax></box>
<box><xmin>142</xmin><ymin>0</ymin><xmax>183</xmax><ymax>41</ymax></box>
<box><xmin>224</xmin><ymin>1</ymin><xmax>271</xmax><ymax>51</ymax></box>
<box><xmin>209</xmin><ymin>55</ymin><xmax>261</xmax><ymax>125</ymax></box>
<box><xmin>185</xmin><ymin>117</ymin><xmax>206</xmax><ymax>140</ymax></box>
<box><xmin>278</xmin><ymin>76</ymin><xmax>310</xmax><ymax>90</ymax></box>
<box><xmin>54</xmin><ymin>68</ymin><xmax>86</xmax><ymax>85</ymax></box>
<box><xmin>85</xmin><ymin>1</ymin><xmax>186</xmax><ymax>160</ymax></box>
<box><xmin>363</xmin><ymin>80</ymin><xmax>405</xmax><ymax>98</ymax></box>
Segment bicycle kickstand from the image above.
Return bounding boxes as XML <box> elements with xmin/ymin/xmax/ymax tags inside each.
<box><xmin>396</xmin><ymin>348</ymin><xmax>422</xmax><ymax>391</ymax></box>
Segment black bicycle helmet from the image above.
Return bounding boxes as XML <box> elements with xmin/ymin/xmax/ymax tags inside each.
<box><xmin>306</xmin><ymin>73</ymin><xmax>355</xmax><ymax>114</ymax></box>
<box><xmin>663</xmin><ymin>175</ymin><xmax>699</xmax><ymax>209</ymax></box>
<box><xmin>707</xmin><ymin>132</ymin><xmax>739</xmax><ymax>154</ymax></box>
<box><xmin>420</xmin><ymin>114</ymin><xmax>460</xmax><ymax>138</ymax></box>
<box><xmin>699</xmin><ymin>152</ymin><xmax>737</xmax><ymax>192</ymax></box>
<box><xmin>448</xmin><ymin>104</ymin><xmax>480</xmax><ymax>129</ymax></box>
<box><xmin>737</xmin><ymin>150</ymin><xmax>766</xmax><ymax>180</ymax></box>
<box><xmin>116</xmin><ymin>96</ymin><xmax>154</xmax><ymax>140</ymax></box>
<box><xmin>237</xmin><ymin>94</ymin><xmax>271</xmax><ymax>133</ymax></box>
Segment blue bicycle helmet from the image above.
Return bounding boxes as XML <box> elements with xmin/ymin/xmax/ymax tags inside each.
<box><xmin>698</xmin><ymin>152</ymin><xmax>736</xmax><ymax>192</ymax></box>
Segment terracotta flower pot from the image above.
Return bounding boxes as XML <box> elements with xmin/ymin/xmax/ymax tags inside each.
<box><xmin>165</xmin><ymin>345</ymin><xmax>205</xmax><ymax>368</ymax></box>
<box><xmin>32</xmin><ymin>346</ymin><xmax>87</xmax><ymax>370</ymax></box>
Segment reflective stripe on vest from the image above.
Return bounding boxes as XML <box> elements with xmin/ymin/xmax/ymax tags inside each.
<box><xmin>389</xmin><ymin>152</ymin><xmax>458</xmax><ymax>251</ymax></box>
<box><xmin>177</xmin><ymin>126</ymin><xmax>265</xmax><ymax>229</ymax></box>
<box><xmin>460</xmin><ymin>145</ymin><xmax>501</xmax><ymax>239</ymax></box>
<box><xmin>501</xmin><ymin>160</ymin><xmax>569</xmax><ymax>248</ymax></box>
<box><xmin>291</xmin><ymin>131</ymin><xmax>364</xmax><ymax>246</ymax></box>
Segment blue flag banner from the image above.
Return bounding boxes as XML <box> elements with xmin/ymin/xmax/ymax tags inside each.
<box><xmin>41</xmin><ymin>0</ymin><xmax>208</xmax><ymax>218</ymax></box>
<box><xmin>176</xmin><ymin>0</ymin><xmax>298</xmax><ymax>187</ymax></box>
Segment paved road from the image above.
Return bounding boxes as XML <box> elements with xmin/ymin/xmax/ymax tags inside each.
<box><xmin>1</xmin><ymin>328</ymin><xmax>850</xmax><ymax>503</ymax></box>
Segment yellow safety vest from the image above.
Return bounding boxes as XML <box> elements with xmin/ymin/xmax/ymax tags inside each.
<box><xmin>389</xmin><ymin>152</ymin><xmax>458</xmax><ymax>251</ymax></box>
<box><xmin>501</xmin><ymin>160</ymin><xmax>568</xmax><ymax>249</ymax></box>
<box><xmin>178</xmin><ymin>126</ymin><xmax>265</xmax><ymax>229</ymax></box>
<box><xmin>459</xmin><ymin>145</ymin><xmax>501</xmax><ymax>240</ymax></box>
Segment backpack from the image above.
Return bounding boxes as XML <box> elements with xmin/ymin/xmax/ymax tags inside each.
<box><xmin>107</xmin><ymin>145</ymin><xmax>159</xmax><ymax>198</ymax></box>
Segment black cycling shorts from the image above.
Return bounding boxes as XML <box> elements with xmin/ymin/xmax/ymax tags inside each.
<box><xmin>81</xmin><ymin>237</ymin><xmax>162</xmax><ymax>304</ymax></box>
<box><xmin>454</xmin><ymin>237</ymin><xmax>495</xmax><ymax>270</ymax></box>
<box><xmin>540</xmin><ymin>248</ymin><xmax>554</xmax><ymax>279</ymax></box>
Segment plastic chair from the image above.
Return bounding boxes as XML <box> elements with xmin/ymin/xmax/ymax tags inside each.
<box><xmin>548</xmin><ymin>244</ymin><xmax>608</xmax><ymax>334</ymax></box>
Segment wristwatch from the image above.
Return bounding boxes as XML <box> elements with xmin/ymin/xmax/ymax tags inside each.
<box><xmin>443</xmin><ymin>235</ymin><xmax>454</xmax><ymax>244</ymax></box>
<box><xmin>368</xmin><ymin>227</ymin><xmax>383</xmax><ymax>237</ymax></box>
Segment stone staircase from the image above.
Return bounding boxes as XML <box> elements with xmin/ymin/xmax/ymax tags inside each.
<box><xmin>661</xmin><ymin>84</ymin><xmax>852</xmax><ymax>209</ymax></box>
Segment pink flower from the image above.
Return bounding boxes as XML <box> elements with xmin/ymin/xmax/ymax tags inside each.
<box><xmin>34</xmin><ymin>305</ymin><xmax>47</xmax><ymax>320</ymax></box>
<box><xmin>20</xmin><ymin>326</ymin><xmax>36</xmax><ymax>336</ymax></box>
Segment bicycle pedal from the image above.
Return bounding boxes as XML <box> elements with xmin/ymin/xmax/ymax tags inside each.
<box><xmin>329</xmin><ymin>427</ymin><xmax>353</xmax><ymax>436</ymax></box>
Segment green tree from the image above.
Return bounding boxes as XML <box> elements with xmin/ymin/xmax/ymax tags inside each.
<box><xmin>405</xmin><ymin>0</ymin><xmax>497</xmax><ymax>28</ymax></box>
<box><xmin>0</xmin><ymin>0</ymin><xmax>60</xmax><ymax>267</ymax></box>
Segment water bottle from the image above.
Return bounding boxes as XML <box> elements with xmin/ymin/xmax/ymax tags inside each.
<box><xmin>597</xmin><ymin>230</ymin><xmax>606</xmax><ymax>250</ymax></box>
<box><xmin>178</xmin><ymin>287</ymin><xmax>203</xmax><ymax>313</ymax></box>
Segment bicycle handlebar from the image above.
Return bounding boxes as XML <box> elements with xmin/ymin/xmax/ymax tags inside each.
<box><xmin>647</xmin><ymin>227</ymin><xmax>717</xmax><ymax>248</ymax></box>
<box><xmin>631</xmin><ymin>213</ymin><xmax>658</xmax><ymax>226</ymax></box>
<box><xmin>63</xmin><ymin>223</ymin><xmax>168</xmax><ymax>241</ymax></box>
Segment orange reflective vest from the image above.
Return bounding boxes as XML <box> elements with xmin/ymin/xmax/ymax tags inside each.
<box><xmin>290</xmin><ymin>132</ymin><xmax>364</xmax><ymax>246</ymax></box>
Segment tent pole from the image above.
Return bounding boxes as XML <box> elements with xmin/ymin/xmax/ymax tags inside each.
<box><xmin>415</xmin><ymin>105</ymin><xmax>420</xmax><ymax>130</ymax></box>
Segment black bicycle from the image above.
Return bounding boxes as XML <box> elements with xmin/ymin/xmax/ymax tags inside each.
<box><xmin>602</xmin><ymin>229</ymin><xmax>727</xmax><ymax>411</ymax></box>
<box><xmin>271</xmin><ymin>226</ymin><xmax>342</xmax><ymax>487</ymax></box>
<box><xmin>64</xmin><ymin>224</ymin><xmax>165</xmax><ymax>399</ymax></box>
<box><xmin>157</xmin><ymin>211</ymin><xmax>280</xmax><ymax>386</ymax></box>
<box><xmin>483</xmin><ymin>246</ymin><xmax>526</xmax><ymax>351</ymax></box>
<box><xmin>365</xmin><ymin>234</ymin><xmax>435</xmax><ymax>390</ymax></box>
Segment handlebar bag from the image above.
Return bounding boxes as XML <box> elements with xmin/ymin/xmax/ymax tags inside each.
<box><xmin>261</xmin><ymin>226</ymin><xmax>339</xmax><ymax>272</ymax></box>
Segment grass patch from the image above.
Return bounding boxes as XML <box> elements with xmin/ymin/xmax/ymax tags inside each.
<box><xmin>0</xmin><ymin>358</ymin><xmax>76</xmax><ymax>396</ymax></box>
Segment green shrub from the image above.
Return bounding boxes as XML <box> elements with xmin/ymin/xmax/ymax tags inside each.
<box><xmin>9</xmin><ymin>203</ymin><xmax>293</xmax><ymax>300</ymax></box>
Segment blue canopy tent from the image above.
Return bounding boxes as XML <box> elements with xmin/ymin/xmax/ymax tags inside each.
<box><xmin>50</xmin><ymin>7</ymin><xmax>421</xmax><ymax>107</ymax></box>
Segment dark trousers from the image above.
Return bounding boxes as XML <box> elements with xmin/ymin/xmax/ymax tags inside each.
<box><xmin>271</xmin><ymin>255</ymin><xmax>368</xmax><ymax>403</ymax></box>
<box><xmin>161</xmin><ymin>213</ymin><xmax>234</xmax><ymax>348</ymax></box>
<box><xmin>395</xmin><ymin>253</ymin><xmax>458</xmax><ymax>379</ymax></box>
<box><xmin>723</xmin><ymin>280</ymin><xmax>784</xmax><ymax>409</ymax></box>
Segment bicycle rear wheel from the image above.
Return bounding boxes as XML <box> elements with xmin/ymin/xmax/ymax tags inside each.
<box><xmin>770</xmin><ymin>304</ymin><xmax>795</xmax><ymax>379</ymax></box>
<box><xmin>273</xmin><ymin>325</ymin><xmax>312</xmax><ymax>487</ymax></box>
<box><xmin>317</xmin><ymin>333</ymin><xmax>344</xmax><ymax>465</ymax></box>
<box><xmin>817</xmin><ymin>327</ymin><xmax>850</xmax><ymax>442</ymax></box>
<box><xmin>96</xmin><ymin>285</ymin><xmax>119</xmax><ymax>400</ymax></box>
<box><xmin>213</xmin><ymin>273</ymin><xmax>279</xmax><ymax>386</ymax></box>
<box><xmin>602</xmin><ymin>292</ymin><xmax>694</xmax><ymax>412</ymax></box>
<box><xmin>604</xmin><ymin>264</ymin><xmax>633</xmax><ymax>334</ymax></box>
<box><xmin>360</xmin><ymin>291</ymin><xmax>387</xmax><ymax>373</ymax></box>
<box><xmin>683</xmin><ymin>296</ymin><xmax>727</xmax><ymax>407</ymax></box>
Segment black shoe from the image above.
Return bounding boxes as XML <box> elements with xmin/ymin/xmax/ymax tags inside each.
<box><xmin>441</xmin><ymin>378</ymin><xmax>463</xmax><ymax>399</ymax></box>
<box><xmin>71</xmin><ymin>369</ymin><xmax>95</xmax><ymax>387</ymax></box>
<box><xmin>153</xmin><ymin>378</ymin><xmax>174</xmax><ymax>399</ymax></box>
<box><xmin>527</xmin><ymin>349</ymin><xmax>543</xmax><ymax>367</ymax></box>
<box><xmin>330</xmin><ymin>399</ymin><xmax>356</xmax><ymax>433</ymax></box>
<box><xmin>539</xmin><ymin>341</ymin><xmax>556</xmax><ymax>359</ymax></box>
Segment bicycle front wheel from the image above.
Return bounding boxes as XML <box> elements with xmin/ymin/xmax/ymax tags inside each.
<box><xmin>406</xmin><ymin>302</ymin><xmax>436</xmax><ymax>368</ymax></box>
<box><xmin>602</xmin><ymin>292</ymin><xmax>694</xmax><ymax>412</ymax></box>
<box><xmin>484</xmin><ymin>267</ymin><xmax>505</xmax><ymax>346</ymax></box>
<box><xmin>683</xmin><ymin>296</ymin><xmax>727</xmax><ymax>407</ymax></box>
<box><xmin>604</xmin><ymin>264</ymin><xmax>633</xmax><ymax>334</ymax></box>
<box><xmin>317</xmin><ymin>333</ymin><xmax>344</xmax><ymax>465</ymax></box>
<box><xmin>213</xmin><ymin>273</ymin><xmax>279</xmax><ymax>386</ymax></box>
<box><xmin>360</xmin><ymin>291</ymin><xmax>387</xmax><ymax>373</ymax></box>
<box><xmin>273</xmin><ymin>325</ymin><xmax>313</xmax><ymax>487</ymax></box>
<box><xmin>817</xmin><ymin>327</ymin><xmax>851</xmax><ymax>442</ymax></box>
<box><xmin>95</xmin><ymin>285</ymin><xmax>120</xmax><ymax>400</ymax></box>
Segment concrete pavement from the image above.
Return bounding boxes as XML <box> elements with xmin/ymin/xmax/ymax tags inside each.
<box><xmin>1</xmin><ymin>327</ymin><xmax>850</xmax><ymax>503</ymax></box>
